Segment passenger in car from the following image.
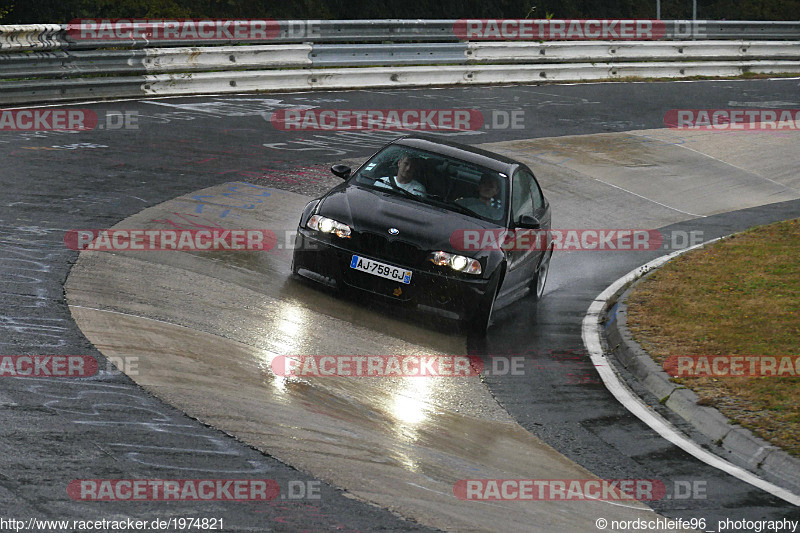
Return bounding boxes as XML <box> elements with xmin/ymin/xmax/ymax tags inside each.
<box><xmin>455</xmin><ymin>173</ymin><xmax>503</xmax><ymax>219</ymax></box>
<box><xmin>374</xmin><ymin>153</ymin><xmax>428</xmax><ymax>196</ymax></box>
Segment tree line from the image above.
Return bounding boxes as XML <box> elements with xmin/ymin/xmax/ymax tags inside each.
<box><xmin>2</xmin><ymin>0</ymin><xmax>798</xmax><ymax>24</ymax></box>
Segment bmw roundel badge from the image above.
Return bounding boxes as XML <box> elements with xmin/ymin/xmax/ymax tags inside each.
<box><xmin>388</xmin><ymin>228</ymin><xmax>400</xmax><ymax>235</ymax></box>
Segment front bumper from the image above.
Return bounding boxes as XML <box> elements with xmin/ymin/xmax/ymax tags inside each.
<box><xmin>292</xmin><ymin>228</ymin><xmax>495</xmax><ymax>320</ymax></box>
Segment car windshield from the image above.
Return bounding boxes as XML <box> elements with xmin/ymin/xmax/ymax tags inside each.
<box><xmin>352</xmin><ymin>144</ymin><xmax>508</xmax><ymax>223</ymax></box>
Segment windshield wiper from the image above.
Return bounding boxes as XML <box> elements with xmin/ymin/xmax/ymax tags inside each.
<box><xmin>358</xmin><ymin>176</ymin><xmax>417</xmax><ymax>199</ymax></box>
<box><xmin>446</xmin><ymin>201</ymin><xmax>482</xmax><ymax>218</ymax></box>
<box><xmin>388</xmin><ymin>179</ymin><xmax>420</xmax><ymax>200</ymax></box>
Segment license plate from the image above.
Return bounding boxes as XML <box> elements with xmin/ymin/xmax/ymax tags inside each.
<box><xmin>350</xmin><ymin>255</ymin><xmax>412</xmax><ymax>284</ymax></box>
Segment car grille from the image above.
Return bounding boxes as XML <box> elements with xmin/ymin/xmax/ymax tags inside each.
<box><xmin>351</xmin><ymin>231</ymin><xmax>425</xmax><ymax>268</ymax></box>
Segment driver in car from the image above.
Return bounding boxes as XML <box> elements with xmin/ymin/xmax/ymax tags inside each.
<box><xmin>455</xmin><ymin>173</ymin><xmax>503</xmax><ymax>219</ymax></box>
<box><xmin>374</xmin><ymin>154</ymin><xmax>427</xmax><ymax>196</ymax></box>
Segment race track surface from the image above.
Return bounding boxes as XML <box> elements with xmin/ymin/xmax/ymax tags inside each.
<box><xmin>2</xmin><ymin>80</ymin><xmax>799</xmax><ymax>531</ymax></box>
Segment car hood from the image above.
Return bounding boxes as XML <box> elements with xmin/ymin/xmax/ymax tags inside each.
<box><xmin>318</xmin><ymin>185</ymin><xmax>499</xmax><ymax>253</ymax></box>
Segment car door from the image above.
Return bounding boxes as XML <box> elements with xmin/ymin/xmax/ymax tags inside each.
<box><xmin>500</xmin><ymin>168</ymin><xmax>549</xmax><ymax>297</ymax></box>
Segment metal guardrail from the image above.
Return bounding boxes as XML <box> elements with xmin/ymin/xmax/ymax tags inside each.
<box><xmin>3</xmin><ymin>41</ymin><xmax>799</xmax><ymax>79</ymax></box>
<box><xmin>1</xmin><ymin>20</ymin><xmax>799</xmax><ymax>105</ymax></box>
<box><xmin>465</xmin><ymin>41</ymin><xmax>800</xmax><ymax>64</ymax></box>
<box><xmin>5</xmin><ymin>60</ymin><xmax>799</xmax><ymax>106</ymax></box>
<box><xmin>0</xmin><ymin>24</ymin><xmax>63</xmax><ymax>50</ymax></box>
<box><xmin>0</xmin><ymin>20</ymin><xmax>462</xmax><ymax>51</ymax></box>
<box><xmin>3</xmin><ymin>20</ymin><xmax>800</xmax><ymax>52</ymax></box>
<box><xmin>0</xmin><ymin>45</ymin><xmax>312</xmax><ymax>79</ymax></box>
<box><xmin>696</xmin><ymin>20</ymin><xmax>800</xmax><ymax>39</ymax></box>
<box><xmin>311</xmin><ymin>43</ymin><xmax>468</xmax><ymax>66</ymax></box>
<box><xmin>2</xmin><ymin>59</ymin><xmax>799</xmax><ymax>105</ymax></box>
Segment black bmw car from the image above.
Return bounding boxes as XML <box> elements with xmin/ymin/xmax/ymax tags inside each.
<box><xmin>291</xmin><ymin>134</ymin><xmax>552</xmax><ymax>334</ymax></box>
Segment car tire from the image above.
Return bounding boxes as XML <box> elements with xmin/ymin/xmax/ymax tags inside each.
<box><xmin>531</xmin><ymin>245</ymin><xmax>553</xmax><ymax>301</ymax></box>
<box><xmin>468</xmin><ymin>272</ymin><xmax>501</xmax><ymax>336</ymax></box>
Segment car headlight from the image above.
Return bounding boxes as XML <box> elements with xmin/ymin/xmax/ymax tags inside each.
<box><xmin>428</xmin><ymin>251</ymin><xmax>482</xmax><ymax>275</ymax></box>
<box><xmin>307</xmin><ymin>214</ymin><xmax>351</xmax><ymax>238</ymax></box>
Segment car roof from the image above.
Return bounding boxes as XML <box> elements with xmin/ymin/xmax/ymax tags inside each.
<box><xmin>391</xmin><ymin>134</ymin><xmax>520</xmax><ymax>174</ymax></box>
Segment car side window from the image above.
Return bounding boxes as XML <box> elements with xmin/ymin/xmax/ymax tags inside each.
<box><xmin>511</xmin><ymin>170</ymin><xmax>535</xmax><ymax>223</ymax></box>
<box><xmin>527</xmin><ymin>171</ymin><xmax>545</xmax><ymax>211</ymax></box>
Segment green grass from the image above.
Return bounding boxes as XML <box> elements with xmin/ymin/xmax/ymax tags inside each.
<box><xmin>626</xmin><ymin>218</ymin><xmax>800</xmax><ymax>456</ymax></box>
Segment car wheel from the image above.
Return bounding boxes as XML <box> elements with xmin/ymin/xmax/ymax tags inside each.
<box><xmin>531</xmin><ymin>245</ymin><xmax>553</xmax><ymax>301</ymax></box>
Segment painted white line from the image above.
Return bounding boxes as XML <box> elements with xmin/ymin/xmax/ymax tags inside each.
<box><xmin>582</xmin><ymin>237</ymin><xmax>800</xmax><ymax>507</ymax></box>
<box><xmin>489</xmin><ymin>138</ymin><xmax>707</xmax><ymax>218</ymax></box>
<box><xmin>590</xmin><ymin>176</ymin><xmax>706</xmax><ymax>218</ymax></box>
<box><xmin>69</xmin><ymin>304</ymin><xmax>198</xmax><ymax>330</ymax></box>
<box><xmin>671</xmin><ymin>142</ymin><xmax>800</xmax><ymax>194</ymax></box>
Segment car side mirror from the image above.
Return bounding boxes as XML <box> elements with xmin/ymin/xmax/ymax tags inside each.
<box><xmin>331</xmin><ymin>164</ymin><xmax>351</xmax><ymax>179</ymax></box>
<box><xmin>517</xmin><ymin>215</ymin><xmax>541</xmax><ymax>229</ymax></box>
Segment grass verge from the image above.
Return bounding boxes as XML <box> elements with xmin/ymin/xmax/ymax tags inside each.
<box><xmin>626</xmin><ymin>218</ymin><xmax>800</xmax><ymax>457</ymax></box>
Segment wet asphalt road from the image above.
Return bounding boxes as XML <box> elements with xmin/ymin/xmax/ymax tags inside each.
<box><xmin>476</xmin><ymin>201</ymin><xmax>800</xmax><ymax>524</ymax></box>
<box><xmin>1</xmin><ymin>80</ymin><xmax>799</xmax><ymax>530</ymax></box>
